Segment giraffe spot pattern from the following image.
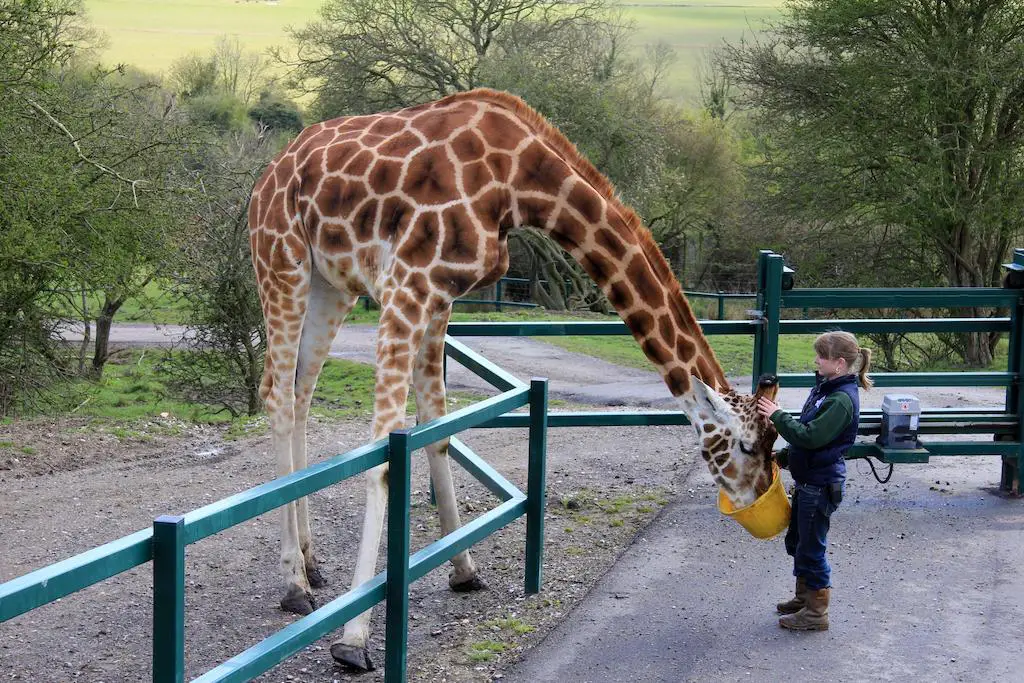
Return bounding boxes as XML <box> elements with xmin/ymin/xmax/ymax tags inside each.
<box><xmin>519</xmin><ymin>196</ymin><xmax>555</xmax><ymax>229</ymax></box>
<box><xmin>595</xmin><ymin>227</ymin><xmax>627</xmax><ymax>260</ymax></box>
<box><xmin>462</xmin><ymin>161</ymin><xmax>493</xmax><ymax>197</ymax></box>
<box><xmin>369</xmin><ymin>159</ymin><xmax>402</xmax><ymax>194</ymax></box>
<box><xmin>478</xmin><ymin>111</ymin><xmax>528</xmax><ymax>150</ymax></box>
<box><xmin>451</xmin><ymin>129</ymin><xmax>486</xmax><ymax>162</ymax></box>
<box><xmin>397</xmin><ymin>213</ymin><xmax>440</xmax><ymax>268</ymax></box>
<box><xmin>608</xmin><ymin>280</ymin><xmax>634</xmax><ymax>310</ymax></box>
<box><xmin>412</xmin><ymin>103</ymin><xmax>475</xmax><ymax>140</ymax></box>
<box><xmin>486</xmin><ymin>153</ymin><xmax>512</xmax><ymax>182</ymax></box>
<box><xmin>380</xmin><ymin>196</ymin><xmax>413</xmax><ymax>240</ymax></box>
<box><xmin>568</xmin><ymin>183</ymin><xmax>603</xmax><ymax>224</ymax></box>
<box><xmin>379</xmin><ymin>131</ymin><xmax>422</xmax><ymax>158</ymax></box>
<box><xmin>441</xmin><ymin>205</ymin><xmax>479</xmax><ymax>263</ymax></box>
<box><xmin>514</xmin><ymin>142</ymin><xmax>571</xmax><ymax>193</ymax></box>
<box><xmin>625</xmin><ymin>254</ymin><xmax>665</xmax><ymax>309</ymax></box>
<box><xmin>403</xmin><ymin>147</ymin><xmax>456</xmax><ymax>203</ymax></box>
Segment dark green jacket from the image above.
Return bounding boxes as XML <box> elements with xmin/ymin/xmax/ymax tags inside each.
<box><xmin>771</xmin><ymin>393</ymin><xmax>854</xmax><ymax>451</ymax></box>
<box><xmin>770</xmin><ymin>374</ymin><xmax>858</xmax><ymax>484</ymax></box>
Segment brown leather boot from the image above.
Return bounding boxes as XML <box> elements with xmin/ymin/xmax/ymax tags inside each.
<box><xmin>779</xmin><ymin>587</ymin><xmax>829</xmax><ymax>631</ymax></box>
<box><xmin>776</xmin><ymin>577</ymin><xmax>808</xmax><ymax>614</ymax></box>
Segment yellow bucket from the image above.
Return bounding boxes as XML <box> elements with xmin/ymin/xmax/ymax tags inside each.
<box><xmin>717</xmin><ymin>463</ymin><xmax>791</xmax><ymax>539</ymax></box>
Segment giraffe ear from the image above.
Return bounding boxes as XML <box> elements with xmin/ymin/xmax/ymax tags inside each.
<box><xmin>690</xmin><ymin>377</ymin><xmax>735</xmax><ymax>421</ymax></box>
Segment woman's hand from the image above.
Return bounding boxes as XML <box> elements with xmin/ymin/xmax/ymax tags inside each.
<box><xmin>756</xmin><ymin>396</ymin><xmax>780</xmax><ymax>420</ymax></box>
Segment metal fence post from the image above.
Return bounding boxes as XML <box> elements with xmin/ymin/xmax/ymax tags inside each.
<box><xmin>1003</xmin><ymin>248</ymin><xmax>1024</xmax><ymax>494</ymax></box>
<box><xmin>761</xmin><ymin>253</ymin><xmax>784</xmax><ymax>380</ymax></box>
<box><xmin>525</xmin><ymin>378</ymin><xmax>549</xmax><ymax>594</ymax></box>
<box><xmin>752</xmin><ymin>251</ymin><xmax>770</xmax><ymax>388</ymax></box>
<box><xmin>717</xmin><ymin>291</ymin><xmax>725</xmax><ymax>321</ymax></box>
<box><xmin>153</xmin><ymin>515</ymin><xmax>186</xmax><ymax>683</ymax></box>
<box><xmin>496</xmin><ymin>278</ymin><xmax>504</xmax><ymax>313</ymax></box>
<box><xmin>385</xmin><ymin>429</ymin><xmax>413</xmax><ymax>683</ymax></box>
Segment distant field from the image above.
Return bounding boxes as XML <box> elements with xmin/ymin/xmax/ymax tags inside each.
<box><xmin>83</xmin><ymin>0</ymin><xmax>782</xmax><ymax>104</ymax></box>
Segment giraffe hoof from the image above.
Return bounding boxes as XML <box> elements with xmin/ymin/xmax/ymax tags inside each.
<box><xmin>450</xmin><ymin>573</ymin><xmax>488</xmax><ymax>592</ymax></box>
<box><xmin>280</xmin><ymin>585</ymin><xmax>315</xmax><ymax>615</ymax></box>
<box><xmin>330</xmin><ymin>642</ymin><xmax>376</xmax><ymax>671</ymax></box>
<box><xmin>306</xmin><ymin>565</ymin><xmax>327</xmax><ymax>589</ymax></box>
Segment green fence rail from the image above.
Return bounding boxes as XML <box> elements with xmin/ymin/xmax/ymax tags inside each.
<box><xmin>359</xmin><ymin>277</ymin><xmax>754</xmax><ymax>317</ymax></box>
<box><xmin>1</xmin><ymin>365</ymin><xmax>550</xmax><ymax>682</ymax></box>
<box><xmin>447</xmin><ymin>247</ymin><xmax>1024</xmax><ymax>493</ymax></box>
<box><xmin>4</xmin><ymin>249</ymin><xmax>1023</xmax><ymax>682</ymax></box>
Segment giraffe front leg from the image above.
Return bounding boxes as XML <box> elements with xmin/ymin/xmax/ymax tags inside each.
<box><xmin>331</xmin><ymin>302</ymin><xmax>424</xmax><ymax>671</ymax></box>
<box><xmin>415</xmin><ymin>308</ymin><xmax>485</xmax><ymax>591</ymax></box>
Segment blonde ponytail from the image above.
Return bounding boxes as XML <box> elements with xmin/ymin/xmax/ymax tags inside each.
<box><xmin>857</xmin><ymin>347</ymin><xmax>873</xmax><ymax>390</ymax></box>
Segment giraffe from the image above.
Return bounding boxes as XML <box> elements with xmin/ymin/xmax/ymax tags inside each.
<box><xmin>248</xmin><ymin>88</ymin><xmax>780</xmax><ymax>670</ymax></box>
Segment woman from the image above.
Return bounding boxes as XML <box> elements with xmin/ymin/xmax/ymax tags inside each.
<box><xmin>756</xmin><ymin>331</ymin><xmax>872</xmax><ymax>631</ymax></box>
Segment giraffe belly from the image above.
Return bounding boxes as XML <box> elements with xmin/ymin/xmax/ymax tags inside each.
<box><xmin>310</xmin><ymin>244</ymin><xmax>390</xmax><ymax>303</ymax></box>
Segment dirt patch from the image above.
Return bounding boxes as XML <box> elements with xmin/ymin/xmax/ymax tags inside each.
<box><xmin>0</xmin><ymin>409</ymin><xmax>695</xmax><ymax>682</ymax></box>
<box><xmin>0</xmin><ymin>416</ymin><xmax>220</xmax><ymax>478</ymax></box>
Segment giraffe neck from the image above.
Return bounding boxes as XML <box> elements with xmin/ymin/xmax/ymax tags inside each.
<box><xmin>512</xmin><ymin>157</ymin><xmax>729</xmax><ymax>398</ymax></box>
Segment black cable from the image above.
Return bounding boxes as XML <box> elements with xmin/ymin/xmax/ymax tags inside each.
<box><xmin>865</xmin><ymin>456</ymin><xmax>894</xmax><ymax>484</ymax></box>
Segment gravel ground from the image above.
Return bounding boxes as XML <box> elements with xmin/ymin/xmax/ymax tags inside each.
<box><xmin>0</xmin><ymin>407</ymin><xmax>692</xmax><ymax>682</ymax></box>
<box><xmin>3</xmin><ymin>325</ymin><xmax>1020</xmax><ymax>682</ymax></box>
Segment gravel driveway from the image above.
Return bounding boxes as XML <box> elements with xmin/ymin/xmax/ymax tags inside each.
<box><xmin>1</xmin><ymin>322</ymin><xmax>1015</xmax><ymax>682</ymax></box>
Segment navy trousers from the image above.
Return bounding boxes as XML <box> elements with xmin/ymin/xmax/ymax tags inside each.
<box><xmin>785</xmin><ymin>482</ymin><xmax>843</xmax><ymax>590</ymax></box>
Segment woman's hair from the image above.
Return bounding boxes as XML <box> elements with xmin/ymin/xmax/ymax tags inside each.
<box><xmin>814</xmin><ymin>331</ymin><xmax>873</xmax><ymax>389</ymax></box>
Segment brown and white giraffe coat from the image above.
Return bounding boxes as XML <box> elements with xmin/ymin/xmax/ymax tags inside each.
<box><xmin>249</xmin><ymin>88</ymin><xmax>778</xmax><ymax>668</ymax></box>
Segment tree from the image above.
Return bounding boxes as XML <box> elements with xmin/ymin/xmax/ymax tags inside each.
<box><xmin>170</xmin><ymin>36</ymin><xmax>275</xmax><ymax>133</ymax></box>
<box><xmin>248</xmin><ymin>89</ymin><xmax>304</xmax><ymax>135</ymax></box>
<box><xmin>164</xmin><ymin>130</ymin><xmax>275</xmax><ymax>417</ymax></box>
<box><xmin>282</xmin><ymin>0</ymin><xmax>621</xmax><ymax>119</ymax></box>
<box><xmin>50</xmin><ymin>66</ymin><xmax>195</xmax><ymax>377</ymax></box>
<box><xmin>724</xmin><ymin>0</ymin><xmax>1024</xmax><ymax>365</ymax></box>
<box><xmin>0</xmin><ymin>0</ymin><xmax>95</xmax><ymax>411</ymax></box>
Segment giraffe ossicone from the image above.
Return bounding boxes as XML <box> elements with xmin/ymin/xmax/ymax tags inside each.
<box><xmin>248</xmin><ymin>88</ymin><xmax>779</xmax><ymax>670</ymax></box>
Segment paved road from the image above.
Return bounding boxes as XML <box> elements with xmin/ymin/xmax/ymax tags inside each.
<box><xmin>70</xmin><ymin>323</ymin><xmax>1007</xmax><ymax>412</ymax></box>
<box><xmin>504</xmin><ymin>452</ymin><xmax>1024</xmax><ymax>682</ymax></box>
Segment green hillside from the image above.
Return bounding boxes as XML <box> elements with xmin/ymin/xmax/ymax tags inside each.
<box><xmin>84</xmin><ymin>0</ymin><xmax>783</xmax><ymax>104</ymax></box>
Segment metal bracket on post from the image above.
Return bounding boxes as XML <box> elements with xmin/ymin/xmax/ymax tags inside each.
<box><xmin>1002</xmin><ymin>250</ymin><xmax>1024</xmax><ymax>289</ymax></box>
<box><xmin>753</xmin><ymin>251</ymin><xmax>784</xmax><ymax>391</ymax></box>
<box><xmin>153</xmin><ymin>515</ymin><xmax>186</xmax><ymax>683</ymax></box>
<box><xmin>782</xmin><ymin>265</ymin><xmax>795</xmax><ymax>291</ymax></box>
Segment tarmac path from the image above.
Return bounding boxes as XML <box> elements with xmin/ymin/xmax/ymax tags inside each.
<box><xmin>67</xmin><ymin>322</ymin><xmax>1008</xmax><ymax>411</ymax></box>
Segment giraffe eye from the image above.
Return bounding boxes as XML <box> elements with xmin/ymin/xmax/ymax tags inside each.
<box><xmin>738</xmin><ymin>442</ymin><xmax>755</xmax><ymax>455</ymax></box>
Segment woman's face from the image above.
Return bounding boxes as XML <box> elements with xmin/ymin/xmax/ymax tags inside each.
<box><xmin>814</xmin><ymin>353</ymin><xmax>846</xmax><ymax>378</ymax></box>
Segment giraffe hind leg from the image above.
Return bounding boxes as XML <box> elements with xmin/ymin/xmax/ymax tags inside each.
<box><xmin>291</xmin><ymin>270</ymin><xmax>357</xmax><ymax>589</ymax></box>
<box><xmin>255</xmin><ymin>224</ymin><xmax>323</xmax><ymax>615</ymax></box>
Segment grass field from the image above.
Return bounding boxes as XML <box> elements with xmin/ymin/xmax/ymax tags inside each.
<box><xmin>83</xmin><ymin>0</ymin><xmax>784</xmax><ymax>104</ymax></box>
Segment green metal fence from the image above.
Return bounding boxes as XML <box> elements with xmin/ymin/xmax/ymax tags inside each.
<box><xmin>450</xmin><ymin>249</ymin><xmax>1024</xmax><ymax>493</ymax></box>
<box><xmin>0</xmin><ymin>355</ymin><xmax>550</xmax><ymax>682</ymax></box>
<box><xmin>360</xmin><ymin>277</ymin><xmax>753</xmax><ymax>316</ymax></box>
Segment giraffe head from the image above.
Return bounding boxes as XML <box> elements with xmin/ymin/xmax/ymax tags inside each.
<box><xmin>682</xmin><ymin>375</ymin><xmax>780</xmax><ymax>508</ymax></box>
